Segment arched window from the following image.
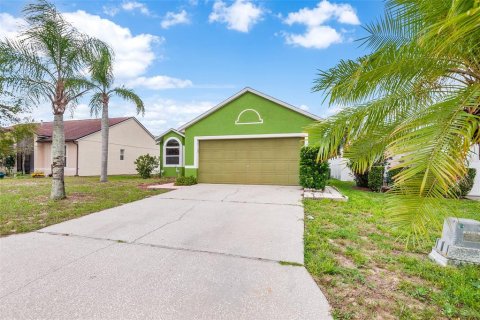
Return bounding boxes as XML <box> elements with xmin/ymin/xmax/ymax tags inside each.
<box><xmin>164</xmin><ymin>138</ymin><xmax>182</xmax><ymax>166</ymax></box>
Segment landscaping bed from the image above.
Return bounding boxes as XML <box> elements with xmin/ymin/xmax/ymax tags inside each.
<box><xmin>304</xmin><ymin>180</ymin><xmax>480</xmax><ymax>319</ymax></box>
<box><xmin>0</xmin><ymin>175</ymin><xmax>172</xmax><ymax>236</ymax></box>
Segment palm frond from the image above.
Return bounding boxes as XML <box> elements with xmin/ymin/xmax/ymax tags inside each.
<box><xmin>311</xmin><ymin>0</ymin><xmax>480</xmax><ymax>244</ymax></box>
<box><xmin>88</xmin><ymin>92</ymin><xmax>103</xmax><ymax>117</ymax></box>
<box><xmin>112</xmin><ymin>87</ymin><xmax>145</xmax><ymax>115</ymax></box>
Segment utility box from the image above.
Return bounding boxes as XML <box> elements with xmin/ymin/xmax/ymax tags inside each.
<box><xmin>429</xmin><ymin>218</ymin><xmax>480</xmax><ymax>266</ymax></box>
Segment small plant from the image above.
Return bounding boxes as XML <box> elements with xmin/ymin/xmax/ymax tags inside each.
<box><xmin>368</xmin><ymin>166</ymin><xmax>384</xmax><ymax>192</ymax></box>
<box><xmin>134</xmin><ymin>154</ymin><xmax>159</xmax><ymax>179</ymax></box>
<box><xmin>175</xmin><ymin>176</ymin><xmax>197</xmax><ymax>186</ymax></box>
<box><xmin>4</xmin><ymin>155</ymin><xmax>15</xmax><ymax>176</ymax></box>
<box><xmin>31</xmin><ymin>170</ymin><xmax>45</xmax><ymax>178</ymax></box>
<box><xmin>455</xmin><ymin>168</ymin><xmax>476</xmax><ymax>198</ymax></box>
<box><xmin>299</xmin><ymin>146</ymin><xmax>330</xmax><ymax>190</ymax></box>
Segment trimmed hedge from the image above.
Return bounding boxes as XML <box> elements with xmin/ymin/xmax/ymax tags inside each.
<box><xmin>368</xmin><ymin>166</ymin><xmax>384</xmax><ymax>192</ymax></box>
<box><xmin>457</xmin><ymin>168</ymin><xmax>476</xmax><ymax>197</ymax></box>
<box><xmin>175</xmin><ymin>176</ymin><xmax>197</xmax><ymax>186</ymax></box>
<box><xmin>353</xmin><ymin>171</ymin><xmax>369</xmax><ymax>188</ymax></box>
<box><xmin>386</xmin><ymin>167</ymin><xmax>402</xmax><ymax>186</ymax></box>
<box><xmin>299</xmin><ymin>146</ymin><xmax>330</xmax><ymax>190</ymax></box>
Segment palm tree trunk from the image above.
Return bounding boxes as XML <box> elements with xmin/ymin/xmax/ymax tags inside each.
<box><xmin>51</xmin><ymin>113</ymin><xmax>66</xmax><ymax>200</ymax></box>
<box><xmin>100</xmin><ymin>101</ymin><xmax>109</xmax><ymax>182</ymax></box>
<box><xmin>22</xmin><ymin>153</ymin><xmax>25</xmax><ymax>175</ymax></box>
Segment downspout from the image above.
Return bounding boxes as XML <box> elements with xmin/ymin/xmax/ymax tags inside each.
<box><xmin>74</xmin><ymin>141</ymin><xmax>79</xmax><ymax>176</ymax></box>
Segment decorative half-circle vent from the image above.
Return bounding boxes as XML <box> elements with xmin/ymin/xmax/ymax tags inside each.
<box><xmin>235</xmin><ymin>109</ymin><xmax>264</xmax><ymax>125</ymax></box>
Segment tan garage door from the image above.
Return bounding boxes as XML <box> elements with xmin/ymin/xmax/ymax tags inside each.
<box><xmin>198</xmin><ymin>138</ymin><xmax>302</xmax><ymax>185</ymax></box>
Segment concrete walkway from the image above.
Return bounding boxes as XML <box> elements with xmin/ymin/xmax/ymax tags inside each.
<box><xmin>0</xmin><ymin>184</ymin><xmax>331</xmax><ymax>320</ymax></box>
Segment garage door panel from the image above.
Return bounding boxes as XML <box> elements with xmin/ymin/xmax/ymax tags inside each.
<box><xmin>198</xmin><ymin>138</ymin><xmax>302</xmax><ymax>185</ymax></box>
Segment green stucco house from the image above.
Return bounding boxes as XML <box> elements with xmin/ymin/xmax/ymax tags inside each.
<box><xmin>156</xmin><ymin>88</ymin><xmax>321</xmax><ymax>185</ymax></box>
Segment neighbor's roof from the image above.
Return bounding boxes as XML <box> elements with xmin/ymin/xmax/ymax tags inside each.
<box><xmin>36</xmin><ymin>117</ymin><xmax>131</xmax><ymax>142</ymax></box>
<box><xmin>177</xmin><ymin>87</ymin><xmax>322</xmax><ymax>132</ymax></box>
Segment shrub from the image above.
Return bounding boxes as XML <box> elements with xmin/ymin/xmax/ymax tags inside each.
<box><xmin>299</xmin><ymin>146</ymin><xmax>330</xmax><ymax>190</ymax></box>
<box><xmin>368</xmin><ymin>166</ymin><xmax>384</xmax><ymax>192</ymax></box>
<box><xmin>175</xmin><ymin>176</ymin><xmax>197</xmax><ymax>186</ymax></box>
<box><xmin>4</xmin><ymin>155</ymin><xmax>15</xmax><ymax>175</ymax></box>
<box><xmin>386</xmin><ymin>167</ymin><xmax>402</xmax><ymax>186</ymax></box>
<box><xmin>31</xmin><ymin>170</ymin><xmax>45</xmax><ymax>178</ymax></box>
<box><xmin>353</xmin><ymin>171</ymin><xmax>369</xmax><ymax>188</ymax></box>
<box><xmin>134</xmin><ymin>154</ymin><xmax>159</xmax><ymax>179</ymax></box>
<box><xmin>347</xmin><ymin>161</ymin><xmax>369</xmax><ymax>187</ymax></box>
<box><xmin>456</xmin><ymin>168</ymin><xmax>476</xmax><ymax>198</ymax></box>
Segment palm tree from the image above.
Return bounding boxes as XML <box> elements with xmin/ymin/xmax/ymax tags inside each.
<box><xmin>308</xmin><ymin>0</ymin><xmax>480</xmax><ymax>243</ymax></box>
<box><xmin>0</xmin><ymin>0</ymin><xmax>107</xmax><ymax>199</ymax></box>
<box><xmin>88</xmin><ymin>47</ymin><xmax>144</xmax><ymax>182</ymax></box>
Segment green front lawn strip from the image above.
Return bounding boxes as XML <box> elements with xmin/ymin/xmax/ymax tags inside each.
<box><xmin>0</xmin><ymin>175</ymin><xmax>173</xmax><ymax>236</ymax></box>
<box><xmin>304</xmin><ymin>180</ymin><xmax>480</xmax><ymax>320</ymax></box>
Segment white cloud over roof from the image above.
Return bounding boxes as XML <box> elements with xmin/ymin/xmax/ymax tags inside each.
<box><xmin>209</xmin><ymin>0</ymin><xmax>263</xmax><ymax>33</ymax></box>
<box><xmin>282</xmin><ymin>0</ymin><xmax>360</xmax><ymax>49</ymax></box>
<box><xmin>161</xmin><ymin>10</ymin><xmax>190</xmax><ymax>29</ymax></box>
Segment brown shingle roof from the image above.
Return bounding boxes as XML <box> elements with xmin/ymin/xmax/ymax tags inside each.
<box><xmin>36</xmin><ymin>117</ymin><xmax>131</xmax><ymax>142</ymax></box>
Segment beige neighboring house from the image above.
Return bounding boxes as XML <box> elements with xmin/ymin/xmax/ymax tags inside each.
<box><xmin>34</xmin><ymin>117</ymin><xmax>157</xmax><ymax>176</ymax></box>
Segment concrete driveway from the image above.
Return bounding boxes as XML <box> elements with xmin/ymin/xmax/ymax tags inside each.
<box><xmin>0</xmin><ymin>184</ymin><xmax>331</xmax><ymax>320</ymax></box>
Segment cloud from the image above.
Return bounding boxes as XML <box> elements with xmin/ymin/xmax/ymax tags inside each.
<box><xmin>299</xmin><ymin>104</ymin><xmax>309</xmax><ymax>111</ymax></box>
<box><xmin>26</xmin><ymin>98</ymin><xmax>214</xmax><ymax>136</ymax></box>
<box><xmin>63</xmin><ymin>11</ymin><xmax>161</xmax><ymax>79</ymax></box>
<box><xmin>321</xmin><ymin>105</ymin><xmax>344</xmax><ymax>117</ymax></box>
<box><xmin>284</xmin><ymin>0</ymin><xmax>360</xmax><ymax>27</ymax></box>
<box><xmin>125</xmin><ymin>98</ymin><xmax>214</xmax><ymax>134</ymax></box>
<box><xmin>127</xmin><ymin>76</ymin><xmax>193</xmax><ymax>90</ymax></box>
<box><xmin>161</xmin><ymin>10</ymin><xmax>190</xmax><ymax>29</ymax></box>
<box><xmin>0</xmin><ymin>11</ymin><xmax>161</xmax><ymax>80</ymax></box>
<box><xmin>102</xmin><ymin>6</ymin><xmax>120</xmax><ymax>17</ymax></box>
<box><xmin>209</xmin><ymin>0</ymin><xmax>263</xmax><ymax>33</ymax></box>
<box><xmin>284</xmin><ymin>26</ymin><xmax>342</xmax><ymax>49</ymax></box>
<box><xmin>282</xmin><ymin>0</ymin><xmax>360</xmax><ymax>49</ymax></box>
<box><xmin>0</xmin><ymin>13</ymin><xmax>25</xmax><ymax>39</ymax></box>
<box><xmin>121</xmin><ymin>1</ymin><xmax>150</xmax><ymax>15</ymax></box>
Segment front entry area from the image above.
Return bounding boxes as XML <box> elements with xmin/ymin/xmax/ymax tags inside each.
<box><xmin>198</xmin><ymin>137</ymin><xmax>303</xmax><ymax>185</ymax></box>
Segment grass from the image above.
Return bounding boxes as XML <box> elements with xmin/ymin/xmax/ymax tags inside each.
<box><xmin>304</xmin><ymin>180</ymin><xmax>480</xmax><ymax>320</ymax></box>
<box><xmin>0</xmin><ymin>175</ymin><xmax>173</xmax><ymax>236</ymax></box>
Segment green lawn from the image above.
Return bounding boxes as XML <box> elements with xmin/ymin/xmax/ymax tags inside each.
<box><xmin>304</xmin><ymin>180</ymin><xmax>480</xmax><ymax>320</ymax></box>
<box><xmin>0</xmin><ymin>175</ymin><xmax>173</xmax><ymax>236</ymax></box>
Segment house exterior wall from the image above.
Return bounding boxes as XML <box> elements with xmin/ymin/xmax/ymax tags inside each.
<box><xmin>77</xmin><ymin>118</ymin><xmax>157</xmax><ymax>176</ymax></box>
<box><xmin>158</xmin><ymin>131</ymin><xmax>185</xmax><ymax>177</ymax></box>
<box><xmin>183</xmin><ymin>92</ymin><xmax>316</xmax><ymax>178</ymax></box>
<box><xmin>33</xmin><ymin>138</ymin><xmax>78</xmax><ymax>176</ymax></box>
<box><xmin>329</xmin><ymin>157</ymin><xmax>354</xmax><ymax>182</ymax></box>
<box><xmin>329</xmin><ymin>145</ymin><xmax>480</xmax><ymax>196</ymax></box>
<box><xmin>467</xmin><ymin>144</ymin><xmax>480</xmax><ymax>196</ymax></box>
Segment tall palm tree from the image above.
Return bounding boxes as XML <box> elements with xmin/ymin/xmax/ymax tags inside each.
<box><xmin>308</xmin><ymin>0</ymin><xmax>480</xmax><ymax>243</ymax></box>
<box><xmin>0</xmin><ymin>0</ymin><xmax>106</xmax><ymax>199</ymax></box>
<box><xmin>88</xmin><ymin>47</ymin><xmax>144</xmax><ymax>182</ymax></box>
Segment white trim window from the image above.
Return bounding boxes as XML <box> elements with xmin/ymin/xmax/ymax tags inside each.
<box><xmin>164</xmin><ymin>137</ymin><xmax>182</xmax><ymax>167</ymax></box>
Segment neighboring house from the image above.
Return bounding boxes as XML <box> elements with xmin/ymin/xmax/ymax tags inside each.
<box><xmin>34</xmin><ymin>117</ymin><xmax>157</xmax><ymax>176</ymax></box>
<box><xmin>156</xmin><ymin>87</ymin><xmax>321</xmax><ymax>185</ymax></box>
<box><xmin>329</xmin><ymin>145</ymin><xmax>480</xmax><ymax>197</ymax></box>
